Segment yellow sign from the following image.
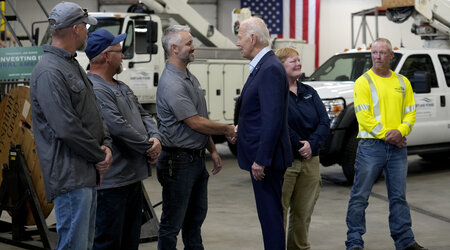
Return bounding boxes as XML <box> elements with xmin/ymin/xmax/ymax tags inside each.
<box><xmin>1</xmin><ymin>1</ymin><xmax>4</xmax><ymax>32</ymax></box>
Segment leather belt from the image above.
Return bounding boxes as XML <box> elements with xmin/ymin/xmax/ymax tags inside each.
<box><xmin>162</xmin><ymin>147</ymin><xmax>206</xmax><ymax>157</ymax></box>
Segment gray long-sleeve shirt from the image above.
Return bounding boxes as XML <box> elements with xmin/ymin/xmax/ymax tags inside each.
<box><xmin>89</xmin><ymin>73</ymin><xmax>161</xmax><ymax>189</ymax></box>
<box><xmin>30</xmin><ymin>45</ymin><xmax>112</xmax><ymax>202</ymax></box>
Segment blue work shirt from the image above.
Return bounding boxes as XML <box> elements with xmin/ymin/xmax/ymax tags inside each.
<box><xmin>30</xmin><ymin>45</ymin><xmax>112</xmax><ymax>201</ymax></box>
<box><xmin>288</xmin><ymin>81</ymin><xmax>330</xmax><ymax>158</ymax></box>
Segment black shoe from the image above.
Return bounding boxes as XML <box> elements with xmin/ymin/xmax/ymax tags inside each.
<box><xmin>350</xmin><ymin>248</ymin><xmax>363</xmax><ymax>250</ymax></box>
<box><xmin>404</xmin><ymin>242</ymin><xmax>428</xmax><ymax>250</ymax></box>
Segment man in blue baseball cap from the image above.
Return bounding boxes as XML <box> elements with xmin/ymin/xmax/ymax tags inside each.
<box><xmin>86</xmin><ymin>29</ymin><xmax>162</xmax><ymax>250</ymax></box>
<box><xmin>31</xmin><ymin>2</ymin><xmax>112</xmax><ymax>250</ymax></box>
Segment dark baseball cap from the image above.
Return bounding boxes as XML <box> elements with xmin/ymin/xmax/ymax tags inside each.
<box><xmin>85</xmin><ymin>29</ymin><xmax>127</xmax><ymax>59</ymax></box>
<box><xmin>48</xmin><ymin>2</ymin><xmax>97</xmax><ymax>30</ymax></box>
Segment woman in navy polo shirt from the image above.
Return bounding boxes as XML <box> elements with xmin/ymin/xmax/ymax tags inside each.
<box><xmin>275</xmin><ymin>47</ymin><xmax>330</xmax><ymax>250</ymax></box>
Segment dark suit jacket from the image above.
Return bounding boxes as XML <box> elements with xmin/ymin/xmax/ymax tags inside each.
<box><xmin>236</xmin><ymin>50</ymin><xmax>293</xmax><ymax>171</ymax></box>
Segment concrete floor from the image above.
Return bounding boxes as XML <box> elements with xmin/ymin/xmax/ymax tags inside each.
<box><xmin>1</xmin><ymin>143</ymin><xmax>449</xmax><ymax>249</ymax></box>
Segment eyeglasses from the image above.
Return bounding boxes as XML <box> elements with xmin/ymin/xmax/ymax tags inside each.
<box><xmin>106</xmin><ymin>49</ymin><xmax>123</xmax><ymax>53</ymax></box>
<box><xmin>82</xmin><ymin>9</ymin><xmax>88</xmax><ymax>18</ymax></box>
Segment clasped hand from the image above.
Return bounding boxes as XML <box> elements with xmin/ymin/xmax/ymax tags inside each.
<box><xmin>385</xmin><ymin>129</ymin><xmax>407</xmax><ymax>148</ymax></box>
<box><xmin>146</xmin><ymin>138</ymin><xmax>162</xmax><ymax>164</ymax></box>
<box><xmin>226</xmin><ymin>125</ymin><xmax>238</xmax><ymax>144</ymax></box>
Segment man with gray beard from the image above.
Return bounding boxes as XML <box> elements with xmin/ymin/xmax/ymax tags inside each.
<box><xmin>86</xmin><ymin>28</ymin><xmax>162</xmax><ymax>250</ymax></box>
<box><xmin>156</xmin><ymin>25</ymin><xmax>236</xmax><ymax>250</ymax></box>
<box><xmin>30</xmin><ymin>2</ymin><xmax>112</xmax><ymax>249</ymax></box>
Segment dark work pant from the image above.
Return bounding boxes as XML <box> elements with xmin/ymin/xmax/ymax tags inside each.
<box><xmin>93</xmin><ymin>181</ymin><xmax>143</xmax><ymax>250</ymax></box>
<box><xmin>157</xmin><ymin>150</ymin><xmax>209</xmax><ymax>250</ymax></box>
<box><xmin>251</xmin><ymin>167</ymin><xmax>286</xmax><ymax>250</ymax></box>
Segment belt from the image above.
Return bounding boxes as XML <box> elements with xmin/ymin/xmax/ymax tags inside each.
<box><xmin>162</xmin><ymin>147</ymin><xmax>206</xmax><ymax>157</ymax></box>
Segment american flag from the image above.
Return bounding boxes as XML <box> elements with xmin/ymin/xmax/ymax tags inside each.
<box><xmin>241</xmin><ymin>0</ymin><xmax>321</xmax><ymax>68</ymax></box>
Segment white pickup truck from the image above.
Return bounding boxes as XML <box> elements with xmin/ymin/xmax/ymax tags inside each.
<box><xmin>305</xmin><ymin>48</ymin><xmax>450</xmax><ymax>183</ymax></box>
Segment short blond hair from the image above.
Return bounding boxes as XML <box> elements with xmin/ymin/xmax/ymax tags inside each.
<box><xmin>275</xmin><ymin>47</ymin><xmax>299</xmax><ymax>63</ymax></box>
<box><xmin>372</xmin><ymin>38</ymin><xmax>392</xmax><ymax>51</ymax></box>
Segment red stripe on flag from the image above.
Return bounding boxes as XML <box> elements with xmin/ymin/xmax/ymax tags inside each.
<box><xmin>290</xmin><ymin>0</ymin><xmax>296</xmax><ymax>39</ymax></box>
<box><xmin>302</xmin><ymin>0</ymin><xmax>309</xmax><ymax>42</ymax></box>
<box><xmin>315</xmin><ymin>0</ymin><xmax>320</xmax><ymax>68</ymax></box>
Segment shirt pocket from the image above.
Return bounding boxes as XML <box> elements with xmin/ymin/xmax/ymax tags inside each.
<box><xmin>67</xmin><ymin>76</ymin><xmax>86</xmax><ymax>94</ymax></box>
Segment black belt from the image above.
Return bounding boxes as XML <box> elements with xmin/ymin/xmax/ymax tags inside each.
<box><xmin>162</xmin><ymin>147</ymin><xmax>206</xmax><ymax>157</ymax></box>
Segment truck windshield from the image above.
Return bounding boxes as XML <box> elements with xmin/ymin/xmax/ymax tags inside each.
<box><xmin>308</xmin><ymin>52</ymin><xmax>402</xmax><ymax>81</ymax></box>
<box><xmin>88</xmin><ymin>17</ymin><xmax>124</xmax><ymax>36</ymax></box>
<box><xmin>40</xmin><ymin>17</ymin><xmax>124</xmax><ymax>46</ymax></box>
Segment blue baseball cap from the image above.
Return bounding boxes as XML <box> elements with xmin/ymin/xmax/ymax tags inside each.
<box><xmin>85</xmin><ymin>29</ymin><xmax>127</xmax><ymax>59</ymax></box>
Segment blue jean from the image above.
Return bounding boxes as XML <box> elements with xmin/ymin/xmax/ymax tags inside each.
<box><xmin>54</xmin><ymin>187</ymin><xmax>97</xmax><ymax>250</ymax></box>
<box><xmin>93</xmin><ymin>181</ymin><xmax>143</xmax><ymax>250</ymax></box>
<box><xmin>156</xmin><ymin>150</ymin><xmax>209</xmax><ymax>250</ymax></box>
<box><xmin>346</xmin><ymin>139</ymin><xmax>415</xmax><ymax>250</ymax></box>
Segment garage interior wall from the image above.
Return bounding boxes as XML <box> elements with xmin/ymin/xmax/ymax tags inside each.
<box><xmin>9</xmin><ymin>0</ymin><xmax>423</xmax><ymax>67</ymax></box>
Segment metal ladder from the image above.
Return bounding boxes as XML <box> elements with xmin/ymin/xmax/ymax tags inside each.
<box><xmin>0</xmin><ymin>0</ymin><xmax>48</xmax><ymax>47</ymax></box>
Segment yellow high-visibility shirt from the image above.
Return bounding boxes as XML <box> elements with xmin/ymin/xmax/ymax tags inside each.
<box><xmin>353</xmin><ymin>69</ymin><xmax>416</xmax><ymax>139</ymax></box>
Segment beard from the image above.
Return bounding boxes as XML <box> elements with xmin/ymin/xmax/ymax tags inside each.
<box><xmin>179</xmin><ymin>50</ymin><xmax>194</xmax><ymax>64</ymax></box>
<box><xmin>116</xmin><ymin>64</ymin><xmax>123</xmax><ymax>75</ymax></box>
<box><xmin>78</xmin><ymin>39</ymin><xmax>87</xmax><ymax>51</ymax></box>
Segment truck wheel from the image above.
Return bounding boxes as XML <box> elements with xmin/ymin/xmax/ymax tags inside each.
<box><xmin>341</xmin><ymin>130</ymin><xmax>359</xmax><ymax>184</ymax></box>
<box><xmin>228</xmin><ymin>141</ymin><xmax>237</xmax><ymax>156</ymax></box>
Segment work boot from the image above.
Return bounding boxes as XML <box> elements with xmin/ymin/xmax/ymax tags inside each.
<box><xmin>404</xmin><ymin>242</ymin><xmax>428</xmax><ymax>250</ymax></box>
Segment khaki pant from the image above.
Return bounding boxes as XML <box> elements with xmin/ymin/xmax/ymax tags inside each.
<box><xmin>282</xmin><ymin>156</ymin><xmax>321</xmax><ymax>250</ymax></box>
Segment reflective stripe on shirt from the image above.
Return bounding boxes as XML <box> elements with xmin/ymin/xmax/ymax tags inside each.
<box><xmin>358</xmin><ymin>72</ymin><xmax>406</xmax><ymax>138</ymax></box>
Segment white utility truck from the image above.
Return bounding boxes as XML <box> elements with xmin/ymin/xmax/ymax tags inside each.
<box><xmin>305</xmin><ymin>0</ymin><xmax>450</xmax><ymax>183</ymax></box>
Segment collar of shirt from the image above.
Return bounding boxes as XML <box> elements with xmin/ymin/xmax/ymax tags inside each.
<box><xmin>165</xmin><ymin>61</ymin><xmax>193</xmax><ymax>81</ymax></box>
<box><xmin>43</xmin><ymin>44</ymin><xmax>76</xmax><ymax>60</ymax></box>
<box><xmin>249</xmin><ymin>46</ymin><xmax>271</xmax><ymax>73</ymax></box>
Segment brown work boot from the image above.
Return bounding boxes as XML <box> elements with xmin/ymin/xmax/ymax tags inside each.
<box><xmin>404</xmin><ymin>242</ymin><xmax>428</xmax><ymax>250</ymax></box>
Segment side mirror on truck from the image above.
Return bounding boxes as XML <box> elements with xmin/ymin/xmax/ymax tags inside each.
<box><xmin>147</xmin><ymin>20</ymin><xmax>158</xmax><ymax>55</ymax></box>
<box><xmin>129</xmin><ymin>19</ymin><xmax>159</xmax><ymax>68</ymax></box>
<box><xmin>410</xmin><ymin>71</ymin><xmax>431</xmax><ymax>93</ymax></box>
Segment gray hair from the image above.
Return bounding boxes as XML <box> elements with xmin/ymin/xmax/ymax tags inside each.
<box><xmin>241</xmin><ymin>17</ymin><xmax>270</xmax><ymax>46</ymax></box>
<box><xmin>162</xmin><ymin>25</ymin><xmax>191</xmax><ymax>57</ymax></box>
<box><xmin>89</xmin><ymin>47</ymin><xmax>108</xmax><ymax>64</ymax></box>
<box><xmin>372</xmin><ymin>38</ymin><xmax>392</xmax><ymax>51</ymax></box>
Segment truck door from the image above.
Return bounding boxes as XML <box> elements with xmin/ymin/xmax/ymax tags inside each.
<box><xmin>437</xmin><ymin>54</ymin><xmax>450</xmax><ymax>140</ymax></box>
<box><xmin>118</xmin><ymin>19</ymin><xmax>159</xmax><ymax>109</ymax></box>
<box><xmin>399</xmin><ymin>53</ymin><xmax>449</xmax><ymax>145</ymax></box>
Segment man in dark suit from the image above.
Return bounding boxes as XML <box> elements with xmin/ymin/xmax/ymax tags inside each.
<box><xmin>235</xmin><ymin>17</ymin><xmax>293</xmax><ymax>250</ymax></box>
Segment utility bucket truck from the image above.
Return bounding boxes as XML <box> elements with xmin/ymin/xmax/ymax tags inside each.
<box><xmin>306</xmin><ymin>0</ymin><xmax>450</xmax><ymax>183</ymax></box>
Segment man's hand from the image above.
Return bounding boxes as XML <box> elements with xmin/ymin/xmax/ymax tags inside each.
<box><xmin>385</xmin><ymin>129</ymin><xmax>406</xmax><ymax>148</ymax></box>
<box><xmin>146</xmin><ymin>138</ymin><xmax>162</xmax><ymax>164</ymax></box>
<box><xmin>299</xmin><ymin>140</ymin><xmax>312</xmax><ymax>160</ymax></box>
<box><xmin>210</xmin><ymin>151</ymin><xmax>223</xmax><ymax>175</ymax></box>
<box><xmin>96</xmin><ymin>145</ymin><xmax>113</xmax><ymax>185</ymax></box>
<box><xmin>251</xmin><ymin>162</ymin><xmax>265</xmax><ymax>181</ymax></box>
<box><xmin>226</xmin><ymin>125</ymin><xmax>238</xmax><ymax>144</ymax></box>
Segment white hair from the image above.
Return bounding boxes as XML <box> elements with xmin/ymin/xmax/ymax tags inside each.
<box><xmin>240</xmin><ymin>17</ymin><xmax>270</xmax><ymax>46</ymax></box>
<box><xmin>162</xmin><ymin>25</ymin><xmax>191</xmax><ymax>57</ymax></box>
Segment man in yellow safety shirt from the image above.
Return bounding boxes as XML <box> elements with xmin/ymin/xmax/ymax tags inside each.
<box><xmin>345</xmin><ymin>38</ymin><xmax>427</xmax><ymax>250</ymax></box>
